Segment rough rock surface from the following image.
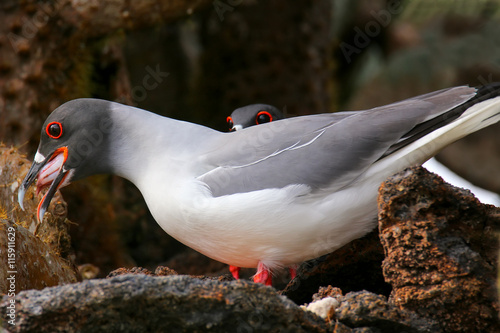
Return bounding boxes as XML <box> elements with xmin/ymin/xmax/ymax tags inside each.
<box><xmin>0</xmin><ymin>146</ymin><xmax>79</xmax><ymax>294</ymax></box>
<box><xmin>106</xmin><ymin>265</ymin><xmax>233</xmax><ymax>282</ymax></box>
<box><xmin>0</xmin><ymin>146</ymin><xmax>72</xmax><ymax>257</ymax></box>
<box><xmin>305</xmin><ymin>288</ymin><xmax>439</xmax><ymax>332</ymax></box>
<box><xmin>282</xmin><ymin>229</ymin><xmax>390</xmax><ymax>305</ymax></box>
<box><xmin>0</xmin><ymin>274</ymin><xmax>329</xmax><ymax>333</ymax></box>
<box><xmin>0</xmin><ymin>220</ymin><xmax>78</xmax><ymax>295</ymax></box>
<box><xmin>334</xmin><ymin>291</ymin><xmax>438</xmax><ymax>333</ymax></box>
<box><xmin>1</xmin><ymin>272</ymin><xmax>443</xmax><ymax>333</ymax></box>
<box><xmin>378</xmin><ymin>166</ymin><xmax>500</xmax><ymax>333</ymax></box>
<box><xmin>312</xmin><ymin>285</ymin><xmax>344</xmax><ymax>302</ymax></box>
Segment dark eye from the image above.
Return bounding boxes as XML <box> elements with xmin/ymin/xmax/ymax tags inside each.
<box><xmin>256</xmin><ymin>111</ymin><xmax>272</xmax><ymax>124</ymax></box>
<box><xmin>227</xmin><ymin>116</ymin><xmax>234</xmax><ymax>131</ymax></box>
<box><xmin>46</xmin><ymin>121</ymin><xmax>63</xmax><ymax>139</ymax></box>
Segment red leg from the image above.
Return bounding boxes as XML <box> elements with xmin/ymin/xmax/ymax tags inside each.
<box><xmin>289</xmin><ymin>265</ymin><xmax>298</xmax><ymax>280</ymax></box>
<box><xmin>229</xmin><ymin>265</ymin><xmax>241</xmax><ymax>280</ymax></box>
<box><xmin>253</xmin><ymin>262</ymin><xmax>272</xmax><ymax>286</ymax></box>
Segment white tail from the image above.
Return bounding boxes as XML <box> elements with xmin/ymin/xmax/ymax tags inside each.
<box><xmin>368</xmin><ymin>96</ymin><xmax>500</xmax><ymax>178</ymax></box>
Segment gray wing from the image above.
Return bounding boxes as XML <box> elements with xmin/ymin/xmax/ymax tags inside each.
<box><xmin>198</xmin><ymin>86</ymin><xmax>477</xmax><ymax>197</ymax></box>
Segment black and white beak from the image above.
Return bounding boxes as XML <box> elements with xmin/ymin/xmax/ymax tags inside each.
<box><xmin>18</xmin><ymin>147</ymin><xmax>73</xmax><ymax>222</ymax></box>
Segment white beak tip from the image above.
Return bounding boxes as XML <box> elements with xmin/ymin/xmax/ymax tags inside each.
<box><xmin>18</xmin><ymin>187</ymin><xmax>26</xmax><ymax>211</ymax></box>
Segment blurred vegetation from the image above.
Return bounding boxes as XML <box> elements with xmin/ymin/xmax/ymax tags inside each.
<box><xmin>332</xmin><ymin>0</ymin><xmax>500</xmax><ymax>109</ymax></box>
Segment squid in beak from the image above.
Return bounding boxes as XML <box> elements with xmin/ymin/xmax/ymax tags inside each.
<box><xmin>18</xmin><ymin>147</ymin><xmax>73</xmax><ymax>223</ymax></box>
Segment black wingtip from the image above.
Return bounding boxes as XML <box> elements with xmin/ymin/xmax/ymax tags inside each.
<box><xmin>381</xmin><ymin>82</ymin><xmax>500</xmax><ymax>159</ymax></box>
<box><xmin>475</xmin><ymin>82</ymin><xmax>500</xmax><ymax>99</ymax></box>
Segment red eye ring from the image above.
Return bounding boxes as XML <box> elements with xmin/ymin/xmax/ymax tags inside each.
<box><xmin>227</xmin><ymin>116</ymin><xmax>234</xmax><ymax>131</ymax></box>
<box><xmin>255</xmin><ymin>111</ymin><xmax>273</xmax><ymax>125</ymax></box>
<box><xmin>46</xmin><ymin>121</ymin><xmax>63</xmax><ymax>139</ymax></box>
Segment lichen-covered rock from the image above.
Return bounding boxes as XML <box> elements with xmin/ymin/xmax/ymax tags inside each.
<box><xmin>0</xmin><ymin>146</ymin><xmax>79</xmax><ymax>294</ymax></box>
<box><xmin>0</xmin><ymin>274</ymin><xmax>330</xmax><ymax>333</ymax></box>
<box><xmin>107</xmin><ymin>266</ymin><xmax>159</xmax><ymax>277</ymax></box>
<box><xmin>0</xmin><ymin>146</ymin><xmax>72</xmax><ymax>257</ymax></box>
<box><xmin>282</xmin><ymin>230</ymin><xmax>389</xmax><ymax>305</ymax></box>
<box><xmin>333</xmin><ymin>291</ymin><xmax>439</xmax><ymax>333</ymax></box>
<box><xmin>303</xmin><ymin>297</ymin><xmax>339</xmax><ymax>320</ymax></box>
<box><xmin>107</xmin><ymin>266</ymin><xmax>182</xmax><ymax>278</ymax></box>
<box><xmin>378</xmin><ymin>166</ymin><xmax>500</xmax><ymax>332</ymax></box>
<box><xmin>0</xmin><ymin>220</ymin><xmax>78</xmax><ymax>294</ymax></box>
<box><xmin>312</xmin><ymin>286</ymin><xmax>343</xmax><ymax>302</ymax></box>
<box><xmin>107</xmin><ymin>265</ymin><xmax>234</xmax><ymax>284</ymax></box>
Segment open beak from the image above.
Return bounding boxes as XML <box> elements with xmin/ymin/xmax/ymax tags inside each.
<box><xmin>18</xmin><ymin>147</ymin><xmax>72</xmax><ymax>222</ymax></box>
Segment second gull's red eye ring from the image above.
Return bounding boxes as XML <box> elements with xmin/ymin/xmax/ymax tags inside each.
<box><xmin>255</xmin><ymin>111</ymin><xmax>272</xmax><ymax>125</ymax></box>
<box><xmin>227</xmin><ymin>116</ymin><xmax>234</xmax><ymax>131</ymax></box>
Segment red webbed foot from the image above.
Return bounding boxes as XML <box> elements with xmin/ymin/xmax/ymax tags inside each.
<box><xmin>229</xmin><ymin>265</ymin><xmax>241</xmax><ymax>280</ymax></box>
<box><xmin>289</xmin><ymin>265</ymin><xmax>298</xmax><ymax>280</ymax></box>
<box><xmin>253</xmin><ymin>262</ymin><xmax>272</xmax><ymax>286</ymax></box>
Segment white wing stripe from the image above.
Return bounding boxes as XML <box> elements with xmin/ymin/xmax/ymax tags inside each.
<box><xmin>228</xmin><ymin>130</ymin><xmax>325</xmax><ymax>169</ymax></box>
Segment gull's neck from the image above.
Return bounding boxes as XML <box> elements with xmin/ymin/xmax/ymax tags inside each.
<box><xmin>107</xmin><ymin>103</ymin><xmax>220</xmax><ymax>186</ymax></box>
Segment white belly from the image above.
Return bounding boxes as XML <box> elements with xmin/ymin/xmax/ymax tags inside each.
<box><xmin>139</xmin><ymin>176</ymin><xmax>380</xmax><ymax>270</ymax></box>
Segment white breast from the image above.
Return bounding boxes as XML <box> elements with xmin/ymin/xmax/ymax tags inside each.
<box><xmin>138</xmin><ymin>169</ymin><xmax>380</xmax><ymax>270</ymax></box>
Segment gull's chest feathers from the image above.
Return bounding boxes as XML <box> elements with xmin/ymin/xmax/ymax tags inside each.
<box><xmin>136</xmin><ymin>165</ymin><xmax>380</xmax><ymax>269</ymax></box>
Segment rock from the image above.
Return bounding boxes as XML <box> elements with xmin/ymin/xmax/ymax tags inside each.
<box><xmin>312</xmin><ymin>286</ymin><xmax>343</xmax><ymax>302</ymax></box>
<box><xmin>378</xmin><ymin>166</ymin><xmax>500</xmax><ymax>332</ymax></box>
<box><xmin>0</xmin><ymin>274</ymin><xmax>330</xmax><ymax>333</ymax></box>
<box><xmin>282</xmin><ymin>229</ymin><xmax>390</xmax><ymax>305</ymax></box>
<box><xmin>305</xmin><ymin>287</ymin><xmax>438</xmax><ymax>332</ymax></box>
<box><xmin>0</xmin><ymin>146</ymin><xmax>80</xmax><ymax>294</ymax></box>
<box><xmin>106</xmin><ymin>266</ymin><xmax>180</xmax><ymax>278</ymax></box>
<box><xmin>328</xmin><ymin>322</ymin><xmax>353</xmax><ymax>333</ymax></box>
<box><xmin>303</xmin><ymin>297</ymin><xmax>339</xmax><ymax>320</ymax></box>
<box><xmin>334</xmin><ymin>291</ymin><xmax>439</xmax><ymax>333</ymax></box>
<box><xmin>107</xmin><ymin>265</ymin><xmax>234</xmax><ymax>283</ymax></box>
<box><xmin>0</xmin><ymin>220</ymin><xmax>79</xmax><ymax>294</ymax></box>
<box><xmin>107</xmin><ymin>266</ymin><xmax>158</xmax><ymax>277</ymax></box>
<box><xmin>0</xmin><ymin>146</ymin><xmax>73</xmax><ymax>258</ymax></box>
<box><xmin>154</xmin><ymin>266</ymin><xmax>179</xmax><ymax>276</ymax></box>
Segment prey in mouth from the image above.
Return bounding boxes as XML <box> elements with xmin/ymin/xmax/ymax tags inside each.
<box><xmin>18</xmin><ymin>100</ymin><xmax>114</xmax><ymax>228</ymax></box>
<box><xmin>18</xmin><ymin>147</ymin><xmax>73</xmax><ymax>223</ymax></box>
